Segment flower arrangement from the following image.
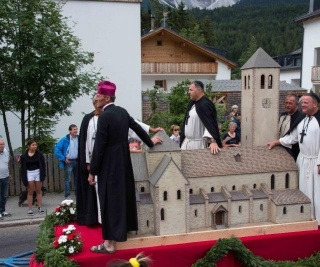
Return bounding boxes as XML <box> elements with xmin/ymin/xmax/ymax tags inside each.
<box><xmin>52</xmin><ymin>224</ymin><xmax>83</xmax><ymax>255</ymax></box>
<box><xmin>54</xmin><ymin>199</ymin><xmax>77</xmax><ymax>225</ymax></box>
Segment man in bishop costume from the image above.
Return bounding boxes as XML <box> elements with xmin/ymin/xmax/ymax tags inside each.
<box><xmin>268</xmin><ymin>92</ymin><xmax>320</xmax><ymax>225</ymax></box>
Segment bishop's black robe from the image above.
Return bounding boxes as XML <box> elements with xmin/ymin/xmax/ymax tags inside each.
<box><xmin>89</xmin><ymin>104</ymin><xmax>154</xmax><ymax>242</ymax></box>
<box><xmin>180</xmin><ymin>96</ymin><xmax>222</xmax><ymax>148</ymax></box>
<box><xmin>76</xmin><ymin>111</ymin><xmax>99</xmax><ymax>225</ymax></box>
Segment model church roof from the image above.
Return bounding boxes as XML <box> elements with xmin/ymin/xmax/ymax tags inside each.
<box><xmin>241</xmin><ymin>47</ymin><xmax>281</xmax><ymax>70</ymax></box>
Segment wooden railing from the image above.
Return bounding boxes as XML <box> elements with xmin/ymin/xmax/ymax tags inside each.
<box><xmin>142</xmin><ymin>62</ymin><xmax>218</xmax><ymax>74</ymax></box>
<box><xmin>311</xmin><ymin>66</ymin><xmax>320</xmax><ymax>82</ymax></box>
<box><xmin>8</xmin><ymin>154</ymin><xmax>68</xmax><ymax>196</ymax></box>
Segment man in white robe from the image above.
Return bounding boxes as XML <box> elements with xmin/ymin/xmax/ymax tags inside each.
<box><xmin>268</xmin><ymin>93</ymin><xmax>320</xmax><ymax>224</ymax></box>
<box><xmin>180</xmin><ymin>81</ymin><xmax>222</xmax><ymax>153</ymax></box>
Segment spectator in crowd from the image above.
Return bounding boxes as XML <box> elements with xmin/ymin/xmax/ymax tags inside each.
<box><xmin>169</xmin><ymin>124</ymin><xmax>180</xmax><ymax>144</ymax></box>
<box><xmin>222</xmin><ymin>121</ymin><xmax>241</xmax><ymax>147</ymax></box>
<box><xmin>20</xmin><ymin>139</ymin><xmax>46</xmax><ymax>216</ymax></box>
<box><xmin>54</xmin><ymin>124</ymin><xmax>78</xmax><ymax>199</ymax></box>
<box><xmin>229</xmin><ymin>105</ymin><xmax>239</xmax><ymax>118</ymax></box>
<box><xmin>0</xmin><ymin>139</ymin><xmax>11</xmax><ymax>220</ymax></box>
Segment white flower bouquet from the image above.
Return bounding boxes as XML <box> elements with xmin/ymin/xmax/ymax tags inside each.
<box><xmin>54</xmin><ymin>199</ymin><xmax>77</xmax><ymax>225</ymax></box>
<box><xmin>52</xmin><ymin>224</ymin><xmax>83</xmax><ymax>255</ymax></box>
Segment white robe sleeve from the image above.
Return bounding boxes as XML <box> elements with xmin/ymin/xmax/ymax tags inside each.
<box><xmin>128</xmin><ymin>120</ymin><xmax>150</xmax><ymax>141</ymax></box>
<box><xmin>202</xmin><ymin>128</ymin><xmax>212</xmax><ymax>139</ymax></box>
<box><xmin>279</xmin><ymin>127</ymin><xmax>299</xmax><ymax>149</ymax></box>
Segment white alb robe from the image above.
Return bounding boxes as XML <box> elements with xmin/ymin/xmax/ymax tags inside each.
<box><xmin>86</xmin><ymin>115</ymin><xmax>102</xmax><ymax>224</ymax></box>
<box><xmin>181</xmin><ymin>105</ymin><xmax>212</xmax><ymax>150</ymax></box>
<box><xmin>280</xmin><ymin>116</ymin><xmax>320</xmax><ymax>224</ymax></box>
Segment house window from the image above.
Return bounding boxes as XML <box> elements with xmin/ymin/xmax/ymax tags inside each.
<box><xmin>141</xmin><ymin>187</ymin><xmax>145</xmax><ymax>193</ymax></box>
<box><xmin>155</xmin><ymin>80</ymin><xmax>167</xmax><ymax>91</ymax></box>
<box><xmin>232</xmin><ymin>185</ymin><xmax>236</xmax><ymax>190</ymax></box>
<box><xmin>157</xmin><ymin>40</ymin><xmax>162</xmax><ymax>46</ymax></box>
<box><xmin>177</xmin><ymin>190</ymin><xmax>181</xmax><ymax>200</ymax></box>
<box><xmin>300</xmin><ymin>206</ymin><xmax>304</xmax><ymax>213</ymax></box>
<box><xmin>271</xmin><ymin>174</ymin><xmax>275</xmax><ymax>190</ymax></box>
<box><xmin>260</xmin><ymin>204</ymin><xmax>263</xmax><ymax>211</ymax></box>
<box><xmin>189</xmin><ymin>189</ymin><xmax>193</xmax><ymax>194</ymax></box>
<box><xmin>211</xmin><ymin>187</ymin><xmax>214</xmax><ymax>192</ymax></box>
<box><xmin>195</xmin><ymin>210</ymin><xmax>198</xmax><ymax>217</ymax></box>
<box><xmin>283</xmin><ymin>207</ymin><xmax>287</xmax><ymax>215</ymax></box>
<box><xmin>239</xmin><ymin>206</ymin><xmax>242</xmax><ymax>213</ymax></box>
<box><xmin>268</xmin><ymin>75</ymin><xmax>273</xmax><ymax>89</ymax></box>
<box><xmin>260</xmin><ymin>75</ymin><xmax>265</xmax><ymax>89</ymax></box>
<box><xmin>161</xmin><ymin>208</ymin><xmax>165</xmax><ymax>220</ymax></box>
<box><xmin>163</xmin><ymin>191</ymin><xmax>168</xmax><ymax>201</ymax></box>
<box><xmin>285</xmin><ymin>173</ymin><xmax>290</xmax><ymax>189</ymax></box>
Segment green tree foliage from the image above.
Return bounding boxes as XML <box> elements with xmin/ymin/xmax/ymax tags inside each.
<box><xmin>0</xmin><ymin>0</ymin><xmax>103</xmax><ymax>153</ymax></box>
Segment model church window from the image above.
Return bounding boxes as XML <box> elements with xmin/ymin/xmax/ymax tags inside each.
<box><xmin>195</xmin><ymin>210</ymin><xmax>198</xmax><ymax>217</ymax></box>
<box><xmin>300</xmin><ymin>206</ymin><xmax>304</xmax><ymax>213</ymax></box>
<box><xmin>141</xmin><ymin>187</ymin><xmax>145</xmax><ymax>193</ymax></box>
<box><xmin>260</xmin><ymin>204</ymin><xmax>263</xmax><ymax>211</ymax></box>
<box><xmin>147</xmin><ymin>220</ymin><xmax>149</xmax><ymax>227</ymax></box>
<box><xmin>260</xmin><ymin>75</ymin><xmax>265</xmax><ymax>89</ymax></box>
<box><xmin>271</xmin><ymin>174</ymin><xmax>275</xmax><ymax>189</ymax></box>
<box><xmin>161</xmin><ymin>208</ymin><xmax>165</xmax><ymax>220</ymax></box>
<box><xmin>268</xmin><ymin>75</ymin><xmax>273</xmax><ymax>89</ymax></box>
<box><xmin>163</xmin><ymin>191</ymin><xmax>168</xmax><ymax>201</ymax></box>
<box><xmin>239</xmin><ymin>206</ymin><xmax>242</xmax><ymax>213</ymax></box>
<box><xmin>232</xmin><ymin>185</ymin><xmax>236</xmax><ymax>190</ymax></box>
<box><xmin>189</xmin><ymin>188</ymin><xmax>193</xmax><ymax>194</ymax></box>
<box><xmin>211</xmin><ymin>187</ymin><xmax>214</xmax><ymax>192</ymax></box>
<box><xmin>244</xmin><ymin>76</ymin><xmax>247</xmax><ymax>89</ymax></box>
<box><xmin>253</xmin><ymin>184</ymin><xmax>257</xmax><ymax>189</ymax></box>
<box><xmin>177</xmin><ymin>190</ymin><xmax>181</xmax><ymax>200</ymax></box>
<box><xmin>285</xmin><ymin>173</ymin><xmax>290</xmax><ymax>188</ymax></box>
<box><xmin>283</xmin><ymin>207</ymin><xmax>287</xmax><ymax>214</ymax></box>
<box><xmin>248</xmin><ymin>75</ymin><xmax>251</xmax><ymax>89</ymax></box>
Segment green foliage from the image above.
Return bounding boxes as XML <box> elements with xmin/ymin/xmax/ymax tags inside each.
<box><xmin>192</xmin><ymin>237</ymin><xmax>320</xmax><ymax>267</ymax></box>
<box><xmin>0</xmin><ymin>0</ymin><xmax>104</xmax><ymax>151</ymax></box>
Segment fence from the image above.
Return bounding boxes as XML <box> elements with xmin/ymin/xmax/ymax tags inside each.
<box><xmin>8</xmin><ymin>154</ymin><xmax>71</xmax><ymax>196</ymax></box>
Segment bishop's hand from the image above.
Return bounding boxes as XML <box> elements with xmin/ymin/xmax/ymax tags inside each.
<box><xmin>88</xmin><ymin>173</ymin><xmax>96</xmax><ymax>186</ymax></box>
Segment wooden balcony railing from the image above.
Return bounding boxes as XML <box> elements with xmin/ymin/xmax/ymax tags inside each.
<box><xmin>311</xmin><ymin>66</ymin><xmax>320</xmax><ymax>82</ymax></box>
<box><xmin>142</xmin><ymin>62</ymin><xmax>218</xmax><ymax>74</ymax></box>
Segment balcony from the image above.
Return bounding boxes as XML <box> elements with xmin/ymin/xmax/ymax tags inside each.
<box><xmin>142</xmin><ymin>62</ymin><xmax>218</xmax><ymax>74</ymax></box>
<box><xmin>311</xmin><ymin>66</ymin><xmax>320</xmax><ymax>82</ymax></box>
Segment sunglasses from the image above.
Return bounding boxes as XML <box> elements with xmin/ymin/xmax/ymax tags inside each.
<box><xmin>174</xmin><ymin>129</ymin><xmax>180</xmax><ymax>131</ymax></box>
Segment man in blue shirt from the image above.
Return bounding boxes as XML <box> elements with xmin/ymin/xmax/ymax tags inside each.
<box><xmin>54</xmin><ymin>124</ymin><xmax>78</xmax><ymax>199</ymax></box>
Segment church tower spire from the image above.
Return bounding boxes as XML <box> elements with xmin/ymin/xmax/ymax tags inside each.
<box><xmin>240</xmin><ymin>47</ymin><xmax>281</xmax><ymax>147</ymax></box>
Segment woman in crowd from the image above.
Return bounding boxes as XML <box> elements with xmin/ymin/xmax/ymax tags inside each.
<box><xmin>229</xmin><ymin>105</ymin><xmax>239</xmax><ymax>118</ymax></box>
<box><xmin>222</xmin><ymin>121</ymin><xmax>241</xmax><ymax>147</ymax></box>
<box><xmin>20</xmin><ymin>139</ymin><xmax>46</xmax><ymax>216</ymax></box>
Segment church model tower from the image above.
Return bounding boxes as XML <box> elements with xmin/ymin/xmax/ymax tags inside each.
<box><xmin>129</xmin><ymin>48</ymin><xmax>314</xmax><ymax>239</ymax></box>
<box><xmin>241</xmin><ymin>47</ymin><xmax>280</xmax><ymax>147</ymax></box>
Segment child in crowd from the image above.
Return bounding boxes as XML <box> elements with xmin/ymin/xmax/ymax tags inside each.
<box><xmin>170</xmin><ymin>124</ymin><xmax>180</xmax><ymax>144</ymax></box>
<box><xmin>107</xmin><ymin>252</ymin><xmax>152</xmax><ymax>267</ymax></box>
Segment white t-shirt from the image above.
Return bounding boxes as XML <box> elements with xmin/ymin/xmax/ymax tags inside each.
<box><xmin>0</xmin><ymin>148</ymin><xmax>10</xmax><ymax>179</ymax></box>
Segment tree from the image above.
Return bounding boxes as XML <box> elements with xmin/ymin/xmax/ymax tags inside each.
<box><xmin>0</xmin><ymin>0</ymin><xmax>103</xmax><ymax>154</ymax></box>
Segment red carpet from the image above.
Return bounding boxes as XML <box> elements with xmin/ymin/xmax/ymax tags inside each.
<box><xmin>30</xmin><ymin>224</ymin><xmax>320</xmax><ymax>267</ymax></box>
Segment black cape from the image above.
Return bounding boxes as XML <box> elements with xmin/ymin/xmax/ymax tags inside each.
<box><xmin>89</xmin><ymin>104</ymin><xmax>154</xmax><ymax>242</ymax></box>
<box><xmin>180</xmin><ymin>96</ymin><xmax>222</xmax><ymax>148</ymax></box>
<box><xmin>280</xmin><ymin>109</ymin><xmax>302</xmax><ymax>161</ymax></box>
<box><xmin>76</xmin><ymin>111</ymin><xmax>99</xmax><ymax>225</ymax></box>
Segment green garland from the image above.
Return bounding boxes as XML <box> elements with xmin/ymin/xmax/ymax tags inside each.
<box><xmin>34</xmin><ymin>213</ymin><xmax>78</xmax><ymax>267</ymax></box>
<box><xmin>192</xmin><ymin>237</ymin><xmax>320</xmax><ymax>267</ymax></box>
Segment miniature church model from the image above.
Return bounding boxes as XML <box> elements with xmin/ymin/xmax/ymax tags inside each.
<box><xmin>131</xmin><ymin>47</ymin><xmax>312</xmax><ymax>237</ymax></box>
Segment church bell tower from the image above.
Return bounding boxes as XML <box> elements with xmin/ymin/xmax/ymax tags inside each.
<box><xmin>240</xmin><ymin>47</ymin><xmax>280</xmax><ymax>147</ymax></box>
